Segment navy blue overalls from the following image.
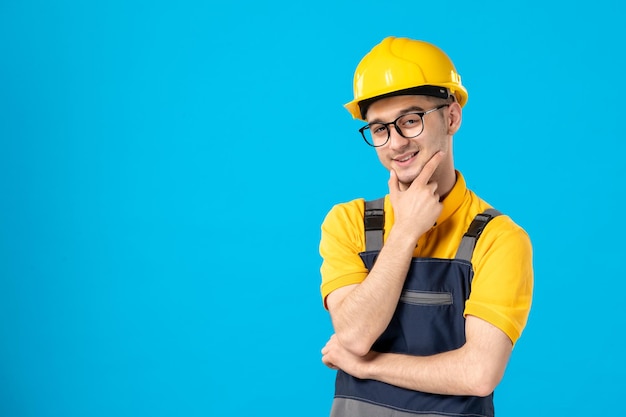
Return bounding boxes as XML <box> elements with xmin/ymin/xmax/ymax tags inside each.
<box><xmin>330</xmin><ymin>198</ymin><xmax>501</xmax><ymax>417</ymax></box>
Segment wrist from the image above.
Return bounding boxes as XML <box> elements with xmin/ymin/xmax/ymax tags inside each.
<box><xmin>362</xmin><ymin>351</ymin><xmax>382</xmax><ymax>380</ymax></box>
<box><xmin>387</xmin><ymin>224</ymin><xmax>421</xmax><ymax>248</ymax></box>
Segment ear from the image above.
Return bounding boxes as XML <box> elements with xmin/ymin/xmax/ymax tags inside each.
<box><xmin>447</xmin><ymin>102</ymin><xmax>462</xmax><ymax>135</ymax></box>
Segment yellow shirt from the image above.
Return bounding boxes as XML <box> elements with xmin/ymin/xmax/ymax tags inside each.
<box><xmin>319</xmin><ymin>171</ymin><xmax>533</xmax><ymax>345</ymax></box>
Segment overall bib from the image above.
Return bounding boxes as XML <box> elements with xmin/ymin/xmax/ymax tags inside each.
<box><xmin>330</xmin><ymin>198</ymin><xmax>500</xmax><ymax>417</ymax></box>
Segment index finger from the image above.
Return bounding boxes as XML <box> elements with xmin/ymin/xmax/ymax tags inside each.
<box><xmin>413</xmin><ymin>151</ymin><xmax>445</xmax><ymax>186</ymax></box>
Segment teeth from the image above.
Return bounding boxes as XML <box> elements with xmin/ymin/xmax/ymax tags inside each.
<box><xmin>398</xmin><ymin>152</ymin><xmax>417</xmax><ymax>162</ymax></box>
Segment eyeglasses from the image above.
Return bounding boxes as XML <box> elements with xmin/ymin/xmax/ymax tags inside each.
<box><xmin>358</xmin><ymin>104</ymin><xmax>450</xmax><ymax>147</ymax></box>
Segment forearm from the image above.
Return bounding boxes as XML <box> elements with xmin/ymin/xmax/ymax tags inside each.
<box><xmin>329</xmin><ymin>226</ymin><xmax>418</xmax><ymax>356</ymax></box>
<box><xmin>366</xmin><ymin>349</ymin><xmax>490</xmax><ymax>396</ymax></box>
<box><xmin>336</xmin><ymin>316</ymin><xmax>513</xmax><ymax>397</ymax></box>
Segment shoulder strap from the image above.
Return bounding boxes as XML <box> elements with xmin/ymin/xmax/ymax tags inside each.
<box><xmin>364</xmin><ymin>198</ymin><xmax>385</xmax><ymax>252</ymax></box>
<box><xmin>364</xmin><ymin>201</ymin><xmax>501</xmax><ymax>260</ymax></box>
<box><xmin>454</xmin><ymin>209</ymin><xmax>501</xmax><ymax>261</ymax></box>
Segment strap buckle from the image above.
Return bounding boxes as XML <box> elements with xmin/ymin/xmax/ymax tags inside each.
<box><xmin>364</xmin><ymin>209</ymin><xmax>384</xmax><ymax>231</ymax></box>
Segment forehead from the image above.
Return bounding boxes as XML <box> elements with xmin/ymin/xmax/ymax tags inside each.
<box><xmin>366</xmin><ymin>95</ymin><xmax>434</xmax><ymax>122</ymax></box>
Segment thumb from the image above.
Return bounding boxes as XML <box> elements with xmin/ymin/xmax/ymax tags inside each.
<box><xmin>388</xmin><ymin>169</ymin><xmax>400</xmax><ymax>193</ymax></box>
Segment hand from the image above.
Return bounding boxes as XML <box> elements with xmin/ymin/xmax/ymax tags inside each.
<box><xmin>388</xmin><ymin>152</ymin><xmax>444</xmax><ymax>241</ymax></box>
<box><xmin>321</xmin><ymin>334</ymin><xmax>377</xmax><ymax>379</ymax></box>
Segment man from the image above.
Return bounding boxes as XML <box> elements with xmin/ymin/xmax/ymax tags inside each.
<box><xmin>319</xmin><ymin>36</ymin><xmax>533</xmax><ymax>417</ymax></box>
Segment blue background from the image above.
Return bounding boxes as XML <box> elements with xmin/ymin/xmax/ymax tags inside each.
<box><xmin>1</xmin><ymin>0</ymin><xmax>624</xmax><ymax>416</ymax></box>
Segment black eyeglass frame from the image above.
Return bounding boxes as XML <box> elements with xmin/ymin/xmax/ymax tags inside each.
<box><xmin>358</xmin><ymin>104</ymin><xmax>450</xmax><ymax>147</ymax></box>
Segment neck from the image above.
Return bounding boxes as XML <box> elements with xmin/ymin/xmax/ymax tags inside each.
<box><xmin>436</xmin><ymin>168</ymin><xmax>457</xmax><ymax>200</ymax></box>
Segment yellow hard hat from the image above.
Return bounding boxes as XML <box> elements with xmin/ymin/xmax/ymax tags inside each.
<box><xmin>345</xmin><ymin>37</ymin><xmax>468</xmax><ymax>120</ymax></box>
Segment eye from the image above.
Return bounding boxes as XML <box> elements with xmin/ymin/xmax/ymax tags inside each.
<box><xmin>371</xmin><ymin>124</ymin><xmax>388</xmax><ymax>136</ymax></box>
<box><xmin>399</xmin><ymin>114</ymin><xmax>422</xmax><ymax>127</ymax></box>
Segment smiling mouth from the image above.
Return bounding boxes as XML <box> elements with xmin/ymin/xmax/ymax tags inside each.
<box><xmin>394</xmin><ymin>152</ymin><xmax>418</xmax><ymax>163</ymax></box>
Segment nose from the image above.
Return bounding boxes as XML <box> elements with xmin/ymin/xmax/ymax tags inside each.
<box><xmin>388</xmin><ymin>125</ymin><xmax>410</xmax><ymax>150</ymax></box>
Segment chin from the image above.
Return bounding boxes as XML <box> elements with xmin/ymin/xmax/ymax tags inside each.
<box><xmin>399</xmin><ymin>169</ymin><xmax>419</xmax><ymax>183</ymax></box>
<box><xmin>399</xmin><ymin>174</ymin><xmax>418</xmax><ymax>188</ymax></box>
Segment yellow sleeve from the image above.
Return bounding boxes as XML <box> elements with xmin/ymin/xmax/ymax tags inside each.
<box><xmin>464</xmin><ymin>216</ymin><xmax>534</xmax><ymax>345</ymax></box>
<box><xmin>319</xmin><ymin>199</ymin><xmax>369</xmax><ymax>309</ymax></box>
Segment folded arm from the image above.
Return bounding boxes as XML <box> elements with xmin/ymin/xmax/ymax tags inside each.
<box><xmin>322</xmin><ymin>315</ymin><xmax>512</xmax><ymax>397</ymax></box>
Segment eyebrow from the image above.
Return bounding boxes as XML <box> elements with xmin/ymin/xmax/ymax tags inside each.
<box><xmin>367</xmin><ymin>105</ymin><xmax>426</xmax><ymax>124</ymax></box>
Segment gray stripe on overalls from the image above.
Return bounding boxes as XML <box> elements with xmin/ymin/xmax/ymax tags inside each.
<box><xmin>332</xmin><ymin>397</ymin><xmax>487</xmax><ymax>417</ymax></box>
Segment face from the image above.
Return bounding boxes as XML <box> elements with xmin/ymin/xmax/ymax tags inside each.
<box><xmin>365</xmin><ymin>95</ymin><xmax>461</xmax><ymax>189</ymax></box>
